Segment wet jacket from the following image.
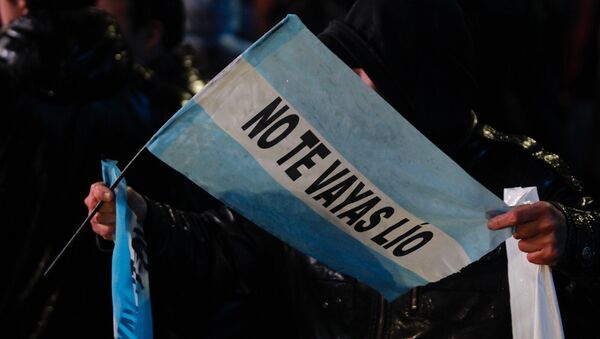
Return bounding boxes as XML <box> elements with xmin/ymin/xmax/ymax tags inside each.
<box><xmin>133</xmin><ymin>43</ymin><xmax>210</xmax><ymax>125</ymax></box>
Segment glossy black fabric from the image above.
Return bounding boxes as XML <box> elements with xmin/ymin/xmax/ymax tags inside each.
<box><xmin>134</xmin><ymin>44</ymin><xmax>211</xmax><ymax>125</ymax></box>
<box><xmin>318</xmin><ymin>0</ymin><xmax>476</xmax><ymax>146</ymax></box>
<box><xmin>142</xmin><ymin>117</ymin><xmax>599</xmax><ymax>338</ymax></box>
<box><xmin>319</xmin><ymin>0</ymin><xmax>568</xmax><ymax>149</ymax></box>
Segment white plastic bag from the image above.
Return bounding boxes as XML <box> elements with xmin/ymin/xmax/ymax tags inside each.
<box><xmin>504</xmin><ymin>187</ymin><xmax>564</xmax><ymax>339</ymax></box>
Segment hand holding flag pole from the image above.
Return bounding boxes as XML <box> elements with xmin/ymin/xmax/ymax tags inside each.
<box><xmin>43</xmin><ymin>146</ymin><xmax>147</xmax><ymax>277</ymax></box>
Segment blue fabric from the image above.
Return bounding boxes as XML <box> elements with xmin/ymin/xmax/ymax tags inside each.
<box><xmin>102</xmin><ymin>160</ymin><xmax>153</xmax><ymax>339</ymax></box>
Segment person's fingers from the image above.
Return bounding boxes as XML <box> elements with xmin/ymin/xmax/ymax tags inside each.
<box><xmin>527</xmin><ymin>246</ymin><xmax>559</xmax><ymax>265</ymax></box>
<box><xmin>511</xmin><ymin>217</ymin><xmax>555</xmax><ymax>239</ymax></box>
<box><xmin>85</xmin><ymin>199</ymin><xmax>116</xmax><ymax>215</ymax></box>
<box><xmin>86</xmin><ymin>184</ymin><xmax>147</xmax><ymax>240</ymax></box>
<box><xmin>488</xmin><ymin>201</ymin><xmax>566</xmax><ymax>266</ymax></box>
<box><xmin>93</xmin><ymin>212</ymin><xmax>116</xmax><ymax>225</ymax></box>
<box><xmin>85</xmin><ymin>182</ymin><xmax>103</xmax><ymax>209</ymax></box>
<box><xmin>90</xmin><ymin>208</ymin><xmax>116</xmax><ymax>240</ymax></box>
<box><xmin>90</xmin><ymin>182</ymin><xmax>114</xmax><ymax>202</ymax></box>
<box><xmin>517</xmin><ymin>232</ymin><xmax>561</xmax><ymax>265</ymax></box>
<box><xmin>84</xmin><ymin>194</ymin><xmax>97</xmax><ymax>210</ymax></box>
<box><xmin>488</xmin><ymin>202</ymin><xmax>559</xmax><ymax>230</ymax></box>
<box><xmin>91</xmin><ymin>222</ymin><xmax>115</xmax><ymax>241</ymax></box>
<box><xmin>97</xmin><ymin>201</ymin><xmax>115</xmax><ymax>214</ymax></box>
<box><xmin>86</xmin><ymin>182</ymin><xmax>117</xmax><ymax>240</ymax></box>
<box><xmin>488</xmin><ymin>203</ymin><xmax>542</xmax><ymax>230</ymax></box>
<box><xmin>87</xmin><ymin>183</ymin><xmax>116</xmax><ymax>215</ymax></box>
<box><xmin>85</xmin><ymin>183</ymin><xmax>114</xmax><ymax>210</ymax></box>
<box><xmin>517</xmin><ymin>235</ymin><xmax>551</xmax><ymax>253</ymax></box>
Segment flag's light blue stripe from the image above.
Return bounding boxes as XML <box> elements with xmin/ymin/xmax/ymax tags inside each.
<box><xmin>147</xmin><ymin>97</ymin><xmax>199</xmax><ymax>148</ymax></box>
<box><xmin>148</xmin><ymin>104</ymin><xmax>427</xmax><ymax>299</ymax></box>
<box><xmin>103</xmin><ymin>160</ymin><xmax>153</xmax><ymax>338</ymax></box>
<box><xmin>241</xmin><ymin>15</ymin><xmax>304</xmax><ymax>67</ymax></box>
<box><xmin>103</xmin><ymin>161</ymin><xmax>135</xmax><ymax>336</ymax></box>
<box><xmin>241</xmin><ymin>15</ymin><xmax>509</xmax><ymax>261</ymax></box>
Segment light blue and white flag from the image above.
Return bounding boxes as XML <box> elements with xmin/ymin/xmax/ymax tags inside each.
<box><xmin>102</xmin><ymin>160</ymin><xmax>153</xmax><ymax>339</ymax></box>
<box><xmin>145</xmin><ymin>15</ymin><xmax>512</xmax><ymax>300</ymax></box>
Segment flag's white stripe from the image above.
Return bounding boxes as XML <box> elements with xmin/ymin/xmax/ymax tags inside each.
<box><xmin>147</xmin><ymin>15</ymin><xmax>513</xmax><ymax>298</ymax></box>
<box><xmin>245</xmin><ymin>20</ymin><xmax>510</xmax><ymax>259</ymax></box>
<box><xmin>197</xmin><ymin>58</ymin><xmax>470</xmax><ymax>282</ymax></box>
<box><xmin>147</xmin><ymin>101</ymin><xmax>429</xmax><ymax>299</ymax></box>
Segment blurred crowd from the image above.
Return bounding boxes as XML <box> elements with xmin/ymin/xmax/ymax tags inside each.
<box><xmin>1</xmin><ymin>0</ymin><xmax>600</xmax><ymax>338</ymax></box>
<box><xmin>0</xmin><ymin>1</ymin><xmax>352</xmax><ymax>337</ymax></box>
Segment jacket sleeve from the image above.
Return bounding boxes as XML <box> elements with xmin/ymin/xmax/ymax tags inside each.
<box><xmin>140</xmin><ymin>196</ymin><xmax>275</xmax><ymax>334</ymax></box>
<box><xmin>552</xmin><ymin>202</ymin><xmax>600</xmax><ymax>285</ymax></box>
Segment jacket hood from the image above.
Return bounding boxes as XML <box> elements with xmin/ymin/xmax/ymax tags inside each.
<box><xmin>319</xmin><ymin>0</ymin><xmax>476</xmax><ymax>146</ymax></box>
<box><xmin>0</xmin><ymin>8</ymin><xmax>131</xmax><ymax>102</ymax></box>
<box><xmin>27</xmin><ymin>0</ymin><xmax>95</xmax><ymax>13</ymax></box>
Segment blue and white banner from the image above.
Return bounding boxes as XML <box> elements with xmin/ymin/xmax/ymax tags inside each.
<box><xmin>146</xmin><ymin>15</ymin><xmax>511</xmax><ymax>300</ymax></box>
<box><xmin>102</xmin><ymin>160</ymin><xmax>153</xmax><ymax>338</ymax></box>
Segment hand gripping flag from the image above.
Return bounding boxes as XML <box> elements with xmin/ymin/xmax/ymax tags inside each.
<box><xmin>145</xmin><ymin>15</ymin><xmax>512</xmax><ymax>300</ymax></box>
<box><xmin>102</xmin><ymin>160</ymin><xmax>153</xmax><ymax>339</ymax></box>
<box><xmin>504</xmin><ymin>187</ymin><xmax>564</xmax><ymax>339</ymax></box>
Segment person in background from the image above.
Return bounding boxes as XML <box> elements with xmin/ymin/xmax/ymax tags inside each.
<box><xmin>97</xmin><ymin>0</ymin><xmax>208</xmax><ymax>122</ymax></box>
<box><xmin>0</xmin><ymin>0</ymin><xmax>155</xmax><ymax>337</ymax></box>
<box><xmin>0</xmin><ymin>0</ymin><xmax>220</xmax><ymax>336</ymax></box>
<box><xmin>254</xmin><ymin>0</ymin><xmax>353</xmax><ymax>35</ymax></box>
<box><xmin>182</xmin><ymin>0</ymin><xmax>252</xmax><ymax>79</ymax></box>
<box><xmin>95</xmin><ymin>0</ymin><xmax>223</xmax><ymax>213</ymax></box>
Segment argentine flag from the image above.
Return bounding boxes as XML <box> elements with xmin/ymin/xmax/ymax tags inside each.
<box><xmin>144</xmin><ymin>15</ymin><xmax>511</xmax><ymax>300</ymax></box>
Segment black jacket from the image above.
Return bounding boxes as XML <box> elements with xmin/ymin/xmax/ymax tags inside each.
<box><xmin>0</xmin><ymin>8</ymin><xmax>215</xmax><ymax>338</ymax></box>
<box><xmin>142</xmin><ymin>116</ymin><xmax>600</xmax><ymax>338</ymax></box>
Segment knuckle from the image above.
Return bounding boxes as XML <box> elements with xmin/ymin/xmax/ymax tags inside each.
<box><xmin>95</xmin><ymin>214</ymin><xmax>110</xmax><ymax>225</ymax></box>
<box><xmin>538</xmin><ymin>201</ymin><xmax>551</xmax><ymax>210</ymax></box>
<box><xmin>507</xmin><ymin>212</ymin><xmax>519</xmax><ymax>225</ymax></box>
<box><xmin>540</xmin><ymin>220</ymin><xmax>555</xmax><ymax>233</ymax></box>
<box><xmin>91</xmin><ymin>223</ymin><xmax>102</xmax><ymax>234</ymax></box>
<box><xmin>542</xmin><ymin>254</ymin><xmax>552</xmax><ymax>263</ymax></box>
